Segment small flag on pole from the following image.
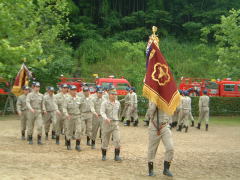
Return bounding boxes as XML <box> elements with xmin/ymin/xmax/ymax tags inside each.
<box><xmin>143</xmin><ymin>26</ymin><xmax>180</xmax><ymax>115</ymax></box>
<box><xmin>11</xmin><ymin>63</ymin><xmax>32</xmax><ymax>96</ymax></box>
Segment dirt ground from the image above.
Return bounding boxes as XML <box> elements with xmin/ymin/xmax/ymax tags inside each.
<box><xmin>0</xmin><ymin>115</ymin><xmax>240</xmax><ymax>180</ymax></box>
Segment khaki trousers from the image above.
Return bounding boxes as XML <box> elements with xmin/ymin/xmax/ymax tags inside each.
<box><xmin>101</xmin><ymin>121</ymin><xmax>120</xmax><ymax>149</ymax></box>
<box><xmin>148</xmin><ymin>126</ymin><xmax>174</xmax><ymax>162</ymax></box>
<box><xmin>27</xmin><ymin>110</ymin><xmax>43</xmax><ymax>136</ymax></box>
<box><xmin>92</xmin><ymin>116</ymin><xmax>103</xmax><ymax>141</ymax></box>
<box><xmin>20</xmin><ymin>110</ymin><xmax>28</xmax><ymax>131</ymax></box>
<box><xmin>66</xmin><ymin>115</ymin><xmax>80</xmax><ymax>140</ymax></box>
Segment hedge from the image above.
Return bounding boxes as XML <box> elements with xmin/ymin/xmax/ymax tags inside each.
<box><xmin>0</xmin><ymin>95</ymin><xmax>240</xmax><ymax>116</ymax></box>
<box><xmin>120</xmin><ymin>96</ymin><xmax>240</xmax><ymax>116</ymax></box>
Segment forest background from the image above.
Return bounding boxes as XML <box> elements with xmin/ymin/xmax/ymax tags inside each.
<box><xmin>0</xmin><ymin>0</ymin><xmax>240</xmax><ymax>93</ymax></box>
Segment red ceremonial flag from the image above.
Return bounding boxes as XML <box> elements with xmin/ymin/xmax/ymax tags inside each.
<box><xmin>143</xmin><ymin>27</ymin><xmax>180</xmax><ymax>115</ymax></box>
<box><xmin>11</xmin><ymin>63</ymin><xmax>32</xmax><ymax>96</ymax></box>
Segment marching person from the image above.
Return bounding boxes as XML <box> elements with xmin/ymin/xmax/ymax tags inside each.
<box><xmin>55</xmin><ymin>84</ymin><xmax>69</xmax><ymax>144</ymax></box>
<box><xmin>80</xmin><ymin>87</ymin><xmax>97</xmax><ymax>147</ymax></box>
<box><xmin>43</xmin><ymin>86</ymin><xmax>60</xmax><ymax>142</ymax></box>
<box><xmin>26</xmin><ymin>82</ymin><xmax>45</xmax><ymax>145</ymax></box>
<box><xmin>91</xmin><ymin>88</ymin><xmax>104</xmax><ymax>149</ymax></box>
<box><xmin>147</xmin><ymin>101</ymin><xmax>174</xmax><ymax>177</ymax></box>
<box><xmin>100</xmin><ymin>89</ymin><xmax>122</xmax><ymax>161</ymax></box>
<box><xmin>124</xmin><ymin>87</ymin><xmax>138</xmax><ymax>126</ymax></box>
<box><xmin>16</xmin><ymin>86</ymin><xmax>30</xmax><ymax>140</ymax></box>
<box><xmin>119</xmin><ymin>87</ymin><xmax>130</xmax><ymax>122</ymax></box>
<box><xmin>63</xmin><ymin>85</ymin><xmax>82</xmax><ymax>151</ymax></box>
<box><xmin>197</xmin><ymin>90</ymin><xmax>210</xmax><ymax>131</ymax></box>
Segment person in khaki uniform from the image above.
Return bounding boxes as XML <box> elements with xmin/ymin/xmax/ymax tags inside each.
<box><xmin>100</xmin><ymin>89</ymin><xmax>122</xmax><ymax>161</ymax></box>
<box><xmin>16</xmin><ymin>86</ymin><xmax>30</xmax><ymax>140</ymax></box>
<box><xmin>124</xmin><ymin>87</ymin><xmax>138</xmax><ymax>126</ymax></box>
<box><xmin>80</xmin><ymin>87</ymin><xmax>97</xmax><ymax>146</ymax></box>
<box><xmin>91</xmin><ymin>88</ymin><xmax>104</xmax><ymax>149</ymax></box>
<box><xmin>55</xmin><ymin>84</ymin><xmax>69</xmax><ymax>143</ymax></box>
<box><xmin>63</xmin><ymin>85</ymin><xmax>82</xmax><ymax>151</ymax></box>
<box><xmin>43</xmin><ymin>87</ymin><xmax>60</xmax><ymax>143</ymax></box>
<box><xmin>197</xmin><ymin>90</ymin><xmax>210</xmax><ymax>131</ymax></box>
<box><xmin>119</xmin><ymin>87</ymin><xmax>130</xmax><ymax>122</ymax></box>
<box><xmin>177</xmin><ymin>91</ymin><xmax>191</xmax><ymax>132</ymax></box>
<box><xmin>147</xmin><ymin>101</ymin><xmax>174</xmax><ymax>177</ymax></box>
<box><xmin>26</xmin><ymin>82</ymin><xmax>45</xmax><ymax>145</ymax></box>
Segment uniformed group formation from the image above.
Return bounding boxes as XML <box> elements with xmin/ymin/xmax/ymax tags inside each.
<box><xmin>16</xmin><ymin>82</ymin><xmax>209</xmax><ymax>177</ymax></box>
<box><xmin>16</xmin><ymin>82</ymin><xmax>141</xmax><ymax>163</ymax></box>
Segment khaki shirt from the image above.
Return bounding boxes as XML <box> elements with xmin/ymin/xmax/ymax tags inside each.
<box><xmin>91</xmin><ymin>96</ymin><xmax>104</xmax><ymax>115</ymax></box>
<box><xmin>120</xmin><ymin>93</ymin><xmax>130</xmax><ymax>105</ymax></box>
<box><xmin>43</xmin><ymin>93</ymin><xmax>58</xmax><ymax>112</ymax></box>
<box><xmin>63</xmin><ymin>95</ymin><xmax>81</xmax><ymax>116</ymax></box>
<box><xmin>129</xmin><ymin>92</ymin><xmax>137</xmax><ymax>106</ymax></box>
<box><xmin>199</xmin><ymin>95</ymin><xmax>209</xmax><ymax>109</ymax></box>
<box><xmin>77</xmin><ymin>92</ymin><xmax>84</xmax><ymax>98</ymax></box>
<box><xmin>26</xmin><ymin>92</ymin><xmax>44</xmax><ymax>111</ymax></box>
<box><xmin>100</xmin><ymin>100</ymin><xmax>121</xmax><ymax>121</ymax></box>
<box><xmin>79</xmin><ymin>95</ymin><xmax>95</xmax><ymax>114</ymax></box>
<box><xmin>182</xmin><ymin>96</ymin><xmax>191</xmax><ymax>110</ymax></box>
<box><xmin>16</xmin><ymin>94</ymin><xmax>28</xmax><ymax>113</ymax></box>
<box><xmin>55</xmin><ymin>92</ymin><xmax>68</xmax><ymax>112</ymax></box>
<box><xmin>148</xmin><ymin>102</ymin><xmax>170</xmax><ymax>126</ymax></box>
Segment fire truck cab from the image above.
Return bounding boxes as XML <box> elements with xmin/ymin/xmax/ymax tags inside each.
<box><xmin>216</xmin><ymin>79</ymin><xmax>240</xmax><ymax>97</ymax></box>
<box><xmin>96</xmin><ymin>75</ymin><xmax>131</xmax><ymax>95</ymax></box>
<box><xmin>0</xmin><ymin>77</ymin><xmax>10</xmax><ymax>95</ymax></box>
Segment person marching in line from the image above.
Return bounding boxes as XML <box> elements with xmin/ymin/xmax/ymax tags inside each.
<box><xmin>124</xmin><ymin>87</ymin><xmax>138</xmax><ymax>126</ymax></box>
<box><xmin>80</xmin><ymin>87</ymin><xmax>98</xmax><ymax>147</ymax></box>
<box><xmin>91</xmin><ymin>88</ymin><xmax>104</xmax><ymax>149</ymax></box>
<box><xmin>176</xmin><ymin>90</ymin><xmax>184</xmax><ymax>132</ymax></box>
<box><xmin>119</xmin><ymin>87</ymin><xmax>130</xmax><ymax>122</ymax></box>
<box><xmin>100</xmin><ymin>89</ymin><xmax>122</xmax><ymax>161</ymax></box>
<box><xmin>63</xmin><ymin>85</ymin><xmax>82</xmax><ymax>151</ymax></box>
<box><xmin>197</xmin><ymin>90</ymin><xmax>210</xmax><ymax>131</ymax></box>
<box><xmin>171</xmin><ymin>90</ymin><xmax>183</xmax><ymax>129</ymax></box>
<box><xmin>16</xmin><ymin>86</ymin><xmax>30</xmax><ymax>140</ymax></box>
<box><xmin>26</xmin><ymin>82</ymin><xmax>45</xmax><ymax>145</ymax></box>
<box><xmin>55</xmin><ymin>84</ymin><xmax>69</xmax><ymax>143</ymax></box>
<box><xmin>178</xmin><ymin>91</ymin><xmax>191</xmax><ymax>133</ymax></box>
<box><xmin>147</xmin><ymin>101</ymin><xmax>174</xmax><ymax>177</ymax></box>
<box><xmin>43</xmin><ymin>87</ymin><xmax>59</xmax><ymax>141</ymax></box>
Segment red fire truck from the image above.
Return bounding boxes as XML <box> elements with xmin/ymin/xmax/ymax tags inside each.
<box><xmin>58</xmin><ymin>75</ymin><xmax>131</xmax><ymax>95</ymax></box>
<box><xmin>96</xmin><ymin>75</ymin><xmax>131</xmax><ymax>95</ymax></box>
<box><xmin>0</xmin><ymin>77</ymin><xmax>10</xmax><ymax>95</ymax></box>
<box><xmin>179</xmin><ymin>77</ymin><xmax>240</xmax><ymax>97</ymax></box>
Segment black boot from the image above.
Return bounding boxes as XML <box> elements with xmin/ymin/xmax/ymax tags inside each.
<box><xmin>52</xmin><ymin>131</ymin><xmax>56</xmax><ymax>139</ymax></box>
<box><xmin>75</xmin><ymin>139</ymin><xmax>81</xmax><ymax>151</ymax></box>
<box><xmin>196</xmin><ymin>123</ymin><xmax>201</xmax><ymax>129</ymax></box>
<box><xmin>172</xmin><ymin>121</ymin><xmax>178</xmax><ymax>128</ymax></box>
<box><xmin>91</xmin><ymin>140</ymin><xmax>96</xmax><ymax>149</ymax></box>
<box><xmin>102</xmin><ymin>149</ymin><xmax>107</xmax><ymax>161</ymax></box>
<box><xmin>191</xmin><ymin>121</ymin><xmax>194</xmax><ymax>127</ymax></box>
<box><xmin>45</xmin><ymin>132</ymin><xmax>48</xmax><ymax>140</ymax></box>
<box><xmin>206</xmin><ymin>124</ymin><xmax>208</xmax><ymax>131</ymax></box>
<box><xmin>177</xmin><ymin>124</ymin><xmax>182</xmax><ymax>132</ymax></box>
<box><xmin>28</xmin><ymin>135</ymin><xmax>33</xmax><ymax>145</ymax></box>
<box><xmin>67</xmin><ymin>139</ymin><xmax>71</xmax><ymax>150</ymax></box>
<box><xmin>87</xmin><ymin>136</ymin><xmax>91</xmax><ymax>146</ymax></box>
<box><xmin>21</xmin><ymin>130</ymin><xmax>25</xmax><ymax>140</ymax></box>
<box><xmin>124</xmin><ymin>120</ymin><xmax>130</xmax><ymax>126</ymax></box>
<box><xmin>163</xmin><ymin>161</ymin><xmax>173</xmax><ymax>177</ymax></box>
<box><xmin>185</xmin><ymin>126</ymin><xmax>188</xmax><ymax>133</ymax></box>
<box><xmin>56</xmin><ymin>135</ymin><xmax>60</xmax><ymax>145</ymax></box>
<box><xmin>133</xmin><ymin>120</ymin><xmax>138</xmax><ymax>127</ymax></box>
<box><xmin>37</xmin><ymin>135</ymin><xmax>43</xmax><ymax>145</ymax></box>
<box><xmin>148</xmin><ymin>162</ymin><xmax>155</xmax><ymax>176</ymax></box>
<box><xmin>131</xmin><ymin>117</ymin><xmax>134</xmax><ymax>122</ymax></box>
<box><xmin>144</xmin><ymin>120</ymin><xmax>149</xmax><ymax>126</ymax></box>
<box><xmin>120</xmin><ymin>117</ymin><xmax>125</xmax><ymax>122</ymax></box>
<box><xmin>114</xmin><ymin>149</ymin><xmax>122</xmax><ymax>161</ymax></box>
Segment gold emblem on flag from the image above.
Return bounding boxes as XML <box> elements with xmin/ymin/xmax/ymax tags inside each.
<box><xmin>151</xmin><ymin>63</ymin><xmax>170</xmax><ymax>86</ymax></box>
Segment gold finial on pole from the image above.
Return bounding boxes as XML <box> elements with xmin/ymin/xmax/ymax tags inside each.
<box><xmin>22</xmin><ymin>58</ymin><xmax>27</xmax><ymax>63</ymax></box>
<box><xmin>149</xmin><ymin>26</ymin><xmax>159</xmax><ymax>48</ymax></box>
